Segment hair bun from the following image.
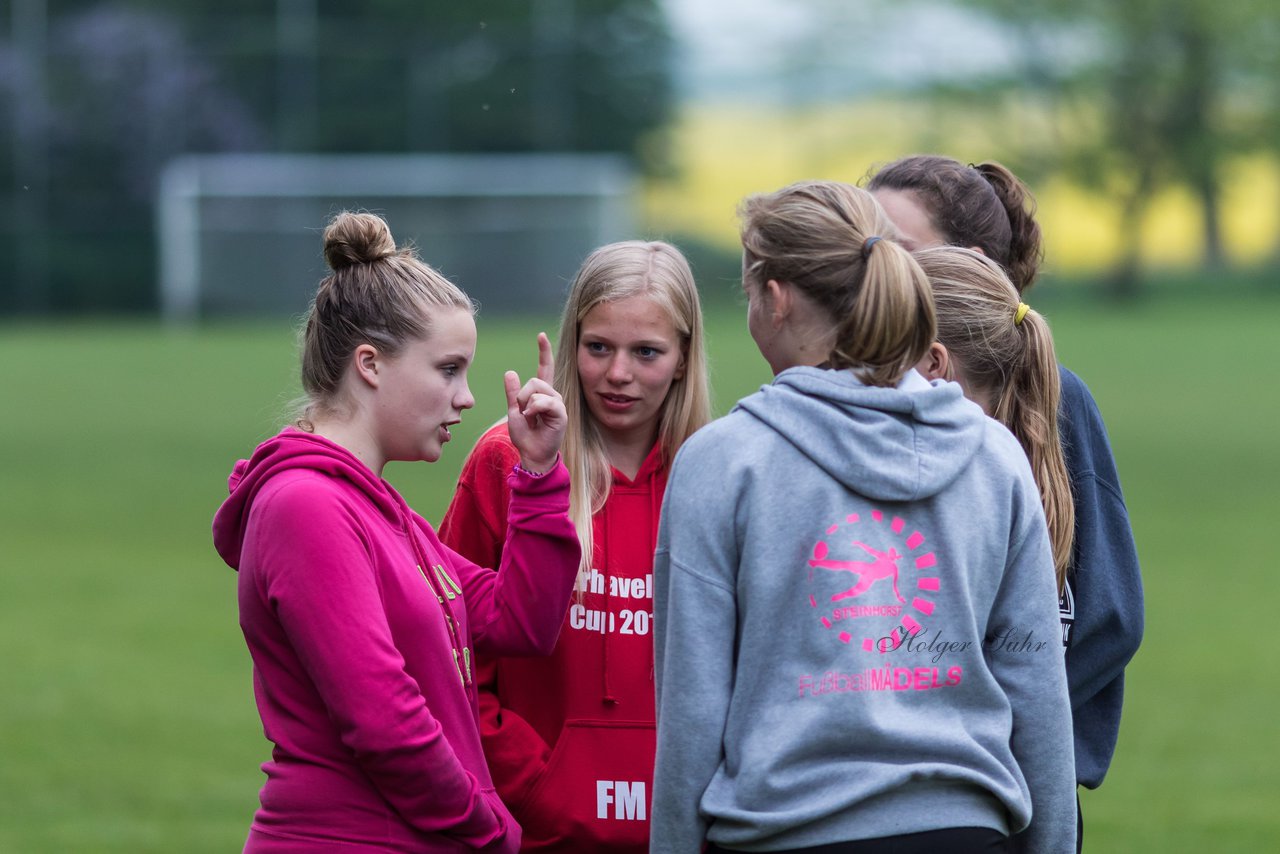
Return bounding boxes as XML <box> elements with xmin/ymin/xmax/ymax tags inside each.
<box><xmin>323</xmin><ymin>211</ymin><xmax>398</xmax><ymax>271</ymax></box>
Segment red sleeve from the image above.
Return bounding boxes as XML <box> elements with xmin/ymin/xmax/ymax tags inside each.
<box><xmin>254</xmin><ymin>478</ymin><xmax>510</xmax><ymax>848</ymax></box>
<box><xmin>438</xmin><ymin>426</ymin><xmax>562</xmax><ymax>808</ymax></box>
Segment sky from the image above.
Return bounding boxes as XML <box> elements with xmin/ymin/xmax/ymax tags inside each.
<box><xmin>660</xmin><ymin>0</ymin><xmax>1030</xmax><ymax>101</ymax></box>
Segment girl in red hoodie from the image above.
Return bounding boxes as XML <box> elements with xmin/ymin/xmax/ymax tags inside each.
<box><xmin>212</xmin><ymin>211</ymin><xmax>581</xmax><ymax>852</ymax></box>
<box><xmin>440</xmin><ymin>240</ymin><xmax>711</xmax><ymax>852</ymax></box>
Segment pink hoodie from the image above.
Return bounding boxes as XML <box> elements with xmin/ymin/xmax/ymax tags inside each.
<box><xmin>212</xmin><ymin>428</ymin><xmax>580</xmax><ymax>853</ymax></box>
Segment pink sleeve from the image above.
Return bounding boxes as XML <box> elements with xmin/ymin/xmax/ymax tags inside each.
<box><xmin>439</xmin><ymin>430</ymin><xmax>517</xmax><ymax>569</ymax></box>
<box><xmin>426</xmin><ymin>458</ymin><xmax>580</xmax><ymax>657</ymax></box>
<box><xmin>254</xmin><ymin>478</ymin><xmax>514</xmax><ymax>849</ymax></box>
<box><xmin>439</xmin><ymin>434</ymin><xmax>557</xmax><ymax>810</ymax></box>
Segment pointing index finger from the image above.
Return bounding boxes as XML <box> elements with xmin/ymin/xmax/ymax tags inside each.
<box><xmin>536</xmin><ymin>332</ymin><xmax>555</xmax><ymax>385</ymax></box>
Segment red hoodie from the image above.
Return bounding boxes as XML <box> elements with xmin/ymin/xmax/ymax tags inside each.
<box><xmin>212</xmin><ymin>429</ymin><xmax>580</xmax><ymax>853</ymax></box>
<box><xmin>440</xmin><ymin>423</ymin><xmax>667</xmax><ymax>853</ymax></box>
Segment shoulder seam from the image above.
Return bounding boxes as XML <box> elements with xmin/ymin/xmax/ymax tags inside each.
<box><xmin>661</xmin><ymin>550</ymin><xmax>735</xmax><ymax>595</ymax></box>
<box><xmin>1072</xmin><ymin>468</ymin><xmax>1128</xmax><ymax>508</ymax></box>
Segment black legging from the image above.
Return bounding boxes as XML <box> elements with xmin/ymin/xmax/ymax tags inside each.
<box><xmin>705</xmin><ymin>826</ymin><xmax>1010</xmax><ymax>854</ymax></box>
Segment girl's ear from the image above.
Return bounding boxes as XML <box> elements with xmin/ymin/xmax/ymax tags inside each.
<box><xmin>673</xmin><ymin>345</ymin><xmax>687</xmax><ymax>381</ymax></box>
<box><xmin>765</xmin><ymin>279</ymin><xmax>793</xmax><ymax>327</ymax></box>
<box><xmin>916</xmin><ymin>341</ymin><xmax>952</xmax><ymax>381</ymax></box>
<box><xmin>353</xmin><ymin>343</ymin><xmax>381</xmax><ymax>389</ymax></box>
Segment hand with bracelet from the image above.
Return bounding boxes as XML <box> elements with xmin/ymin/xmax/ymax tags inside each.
<box><xmin>504</xmin><ymin>332</ymin><xmax>566</xmax><ymax>475</ymax></box>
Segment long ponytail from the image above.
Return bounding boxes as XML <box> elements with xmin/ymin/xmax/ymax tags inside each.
<box><xmin>974</xmin><ymin>162</ymin><xmax>1044</xmax><ymax>294</ymax></box>
<box><xmin>740</xmin><ymin>180</ymin><xmax>935</xmax><ymax>387</ymax></box>
<box><xmin>992</xmin><ymin>309</ymin><xmax>1074</xmax><ymax>587</ymax></box>
<box><xmin>914</xmin><ymin>247</ymin><xmax>1074</xmax><ymax>589</ymax></box>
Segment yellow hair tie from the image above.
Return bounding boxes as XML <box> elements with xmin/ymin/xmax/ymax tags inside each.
<box><xmin>1014</xmin><ymin>302</ymin><xmax>1030</xmax><ymax>326</ymax></box>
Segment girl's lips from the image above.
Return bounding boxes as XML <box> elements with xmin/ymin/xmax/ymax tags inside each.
<box><xmin>439</xmin><ymin>424</ymin><xmax>452</xmax><ymax>442</ymax></box>
<box><xmin>598</xmin><ymin>393</ymin><xmax>637</xmax><ymax>411</ymax></box>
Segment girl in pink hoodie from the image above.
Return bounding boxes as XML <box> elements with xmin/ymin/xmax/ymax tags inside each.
<box><xmin>212</xmin><ymin>211</ymin><xmax>581</xmax><ymax>853</ymax></box>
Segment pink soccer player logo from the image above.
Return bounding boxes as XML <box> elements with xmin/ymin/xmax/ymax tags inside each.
<box><xmin>809</xmin><ymin>541</ymin><xmax>906</xmax><ymax>604</ymax></box>
<box><xmin>806</xmin><ymin>509</ymin><xmax>942</xmax><ymax>653</ymax></box>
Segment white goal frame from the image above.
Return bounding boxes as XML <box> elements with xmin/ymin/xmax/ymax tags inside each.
<box><xmin>157</xmin><ymin>152</ymin><xmax>635</xmax><ymax>322</ymax></box>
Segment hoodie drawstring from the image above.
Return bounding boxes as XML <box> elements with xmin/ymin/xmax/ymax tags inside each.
<box><xmin>600</xmin><ymin>456</ymin><xmax>665</xmax><ymax>703</ymax></box>
<box><xmin>400</xmin><ymin>500</ymin><xmax>472</xmax><ymax>691</ymax></box>
<box><xmin>649</xmin><ymin>481</ymin><xmax>660</xmax><ymax>685</ymax></box>
<box><xmin>601</xmin><ymin>503</ymin><xmax>618</xmax><ymax>705</ymax></box>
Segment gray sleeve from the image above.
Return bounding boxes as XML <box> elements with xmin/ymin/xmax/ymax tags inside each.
<box><xmin>650</xmin><ymin>441</ymin><xmax>740</xmax><ymax>854</ymax></box>
<box><xmin>987</xmin><ymin>487</ymin><xmax>1078</xmax><ymax>854</ymax></box>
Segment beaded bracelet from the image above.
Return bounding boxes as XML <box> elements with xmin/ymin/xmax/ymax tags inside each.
<box><xmin>514</xmin><ymin>457</ymin><xmax>557</xmax><ymax>478</ymax></box>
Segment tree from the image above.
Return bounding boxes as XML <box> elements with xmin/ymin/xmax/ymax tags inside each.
<box><xmin>4</xmin><ymin>3</ymin><xmax>264</xmax><ymax>312</ymax></box>
<box><xmin>2</xmin><ymin>0</ymin><xmax>676</xmax><ymax>314</ymax></box>
<box><xmin>970</xmin><ymin>0</ymin><xmax>1275</xmax><ymax>294</ymax></box>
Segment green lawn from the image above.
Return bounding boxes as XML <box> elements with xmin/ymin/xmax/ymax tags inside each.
<box><xmin>1</xmin><ymin>293</ymin><xmax>1276</xmax><ymax>851</ymax></box>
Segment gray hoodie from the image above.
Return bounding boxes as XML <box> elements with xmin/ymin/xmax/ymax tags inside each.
<box><xmin>651</xmin><ymin>367</ymin><xmax>1075</xmax><ymax>853</ymax></box>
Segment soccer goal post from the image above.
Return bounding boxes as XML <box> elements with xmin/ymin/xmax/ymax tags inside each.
<box><xmin>157</xmin><ymin>152</ymin><xmax>636</xmax><ymax>322</ymax></box>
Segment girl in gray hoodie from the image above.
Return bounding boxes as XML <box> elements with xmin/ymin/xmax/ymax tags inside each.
<box><xmin>650</xmin><ymin>181</ymin><xmax>1075</xmax><ymax>854</ymax></box>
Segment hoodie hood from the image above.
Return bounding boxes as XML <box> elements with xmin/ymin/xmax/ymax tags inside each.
<box><xmin>213</xmin><ymin>428</ymin><xmax>405</xmax><ymax>570</ymax></box>
<box><xmin>735</xmin><ymin>367</ymin><xmax>988</xmax><ymax>502</ymax></box>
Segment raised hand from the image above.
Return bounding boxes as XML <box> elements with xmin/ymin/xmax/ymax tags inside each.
<box><xmin>505</xmin><ymin>332</ymin><xmax>567</xmax><ymax>474</ymax></box>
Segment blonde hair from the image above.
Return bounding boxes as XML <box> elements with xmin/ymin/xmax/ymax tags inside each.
<box><xmin>554</xmin><ymin>240</ymin><xmax>711</xmax><ymax>575</ymax></box>
<box><xmin>297</xmin><ymin>211</ymin><xmax>472</xmax><ymax>428</ymax></box>
<box><xmin>914</xmin><ymin>246</ymin><xmax>1074</xmax><ymax>588</ymax></box>
<box><xmin>739</xmin><ymin>180</ymin><xmax>935</xmax><ymax>387</ymax></box>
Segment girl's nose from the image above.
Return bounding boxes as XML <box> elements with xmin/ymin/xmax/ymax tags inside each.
<box><xmin>606</xmin><ymin>354</ymin><xmax>632</xmax><ymax>383</ymax></box>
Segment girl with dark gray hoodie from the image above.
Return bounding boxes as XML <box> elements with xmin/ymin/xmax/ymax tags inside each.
<box><xmin>650</xmin><ymin>181</ymin><xmax>1075</xmax><ymax>854</ymax></box>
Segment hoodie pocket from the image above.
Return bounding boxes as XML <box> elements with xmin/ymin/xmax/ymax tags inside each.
<box><xmin>514</xmin><ymin>719</ymin><xmax>655</xmax><ymax>854</ymax></box>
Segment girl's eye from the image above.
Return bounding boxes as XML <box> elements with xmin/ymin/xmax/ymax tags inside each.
<box><xmin>636</xmin><ymin>346</ymin><xmax>659</xmax><ymax>359</ymax></box>
<box><xmin>585</xmin><ymin>342</ymin><xmax>608</xmax><ymax>354</ymax></box>
<box><xmin>441</xmin><ymin>364</ymin><xmax>458</xmax><ymax>377</ymax></box>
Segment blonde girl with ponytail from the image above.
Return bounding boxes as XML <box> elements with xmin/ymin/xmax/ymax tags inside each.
<box><xmin>440</xmin><ymin>240</ymin><xmax>710</xmax><ymax>853</ymax></box>
<box><xmin>869</xmin><ymin>155</ymin><xmax>1144</xmax><ymax>851</ymax></box>
<box><xmin>652</xmin><ymin>181</ymin><xmax>1075</xmax><ymax>854</ymax></box>
<box><xmin>913</xmin><ymin>247</ymin><xmax>1074</xmax><ymax>591</ymax></box>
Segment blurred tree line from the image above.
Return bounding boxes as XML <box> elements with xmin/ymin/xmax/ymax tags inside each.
<box><xmin>2</xmin><ymin>0</ymin><xmax>673</xmax><ymax>315</ymax></box>
<box><xmin>6</xmin><ymin>0</ymin><xmax>1279</xmax><ymax>315</ymax></box>
<box><xmin>952</xmin><ymin>0</ymin><xmax>1280</xmax><ymax>294</ymax></box>
<box><xmin>796</xmin><ymin>0</ymin><xmax>1280</xmax><ymax>294</ymax></box>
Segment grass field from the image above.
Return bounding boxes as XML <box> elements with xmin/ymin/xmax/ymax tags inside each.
<box><xmin>2</xmin><ymin>291</ymin><xmax>1278</xmax><ymax>851</ymax></box>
